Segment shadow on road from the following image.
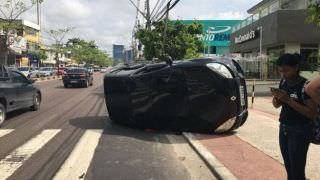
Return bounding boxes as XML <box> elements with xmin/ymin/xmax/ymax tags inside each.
<box><xmin>5</xmin><ymin>108</ymin><xmax>32</xmax><ymax>121</ymax></box>
<box><xmin>69</xmin><ymin>116</ymin><xmax>180</xmax><ymax>144</ymax></box>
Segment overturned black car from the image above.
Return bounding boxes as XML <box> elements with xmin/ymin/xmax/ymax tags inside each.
<box><xmin>104</xmin><ymin>57</ymin><xmax>248</xmax><ymax>133</ymax></box>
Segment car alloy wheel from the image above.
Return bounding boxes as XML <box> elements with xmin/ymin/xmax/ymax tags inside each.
<box><xmin>31</xmin><ymin>93</ymin><xmax>41</xmax><ymax>111</ymax></box>
<box><xmin>0</xmin><ymin>104</ymin><xmax>5</xmax><ymax>126</ymax></box>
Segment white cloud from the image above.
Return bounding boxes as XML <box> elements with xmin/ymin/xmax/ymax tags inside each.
<box><xmin>16</xmin><ymin>0</ymin><xmax>261</xmax><ymax>52</ymax></box>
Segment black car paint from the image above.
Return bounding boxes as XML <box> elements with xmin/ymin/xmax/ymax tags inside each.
<box><xmin>0</xmin><ymin>66</ymin><xmax>41</xmax><ymax>124</ymax></box>
<box><xmin>62</xmin><ymin>68</ymin><xmax>93</xmax><ymax>87</ymax></box>
<box><xmin>104</xmin><ymin>57</ymin><xmax>248</xmax><ymax>133</ymax></box>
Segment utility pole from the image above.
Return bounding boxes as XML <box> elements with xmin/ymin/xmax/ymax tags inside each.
<box><xmin>162</xmin><ymin>1</ymin><xmax>170</xmax><ymax>57</ymax></box>
<box><xmin>145</xmin><ymin>0</ymin><xmax>151</xmax><ymax>30</ymax></box>
<box><xmin>36</xmin><ymin>0</ymin><xmax>41</xmax><ymax>27</ymax></box>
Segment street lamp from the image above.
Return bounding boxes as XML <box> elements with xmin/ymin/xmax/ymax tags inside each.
<box><xmin>257</xmin><ymin>26</ymin><xmax>263</xmax><ymax>57</ymax></box>
<box><xmin>257</xmin><ymin>26</ymin><xmax>264</xmax><ymax>80</ymax></box>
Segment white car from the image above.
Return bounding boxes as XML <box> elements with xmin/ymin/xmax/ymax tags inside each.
<box><xmin>39</xmin><ymin>67</ymin><xmax>55</xmax><ymax>77</ymax></box>
<box><xmin>17</xmin><ymin>67</ymin><xmax>40</xmax><ymax>78</ymax></box>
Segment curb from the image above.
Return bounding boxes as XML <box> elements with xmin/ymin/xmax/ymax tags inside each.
<box><xmin>32</xmin><ymin>76</ymin><xmax>62</xmax><ymax>83</ymax></box>
<box><xmin>182</xmin><ymin>132</ymin><xmax>237</xmax><ymax>180</ymax></box>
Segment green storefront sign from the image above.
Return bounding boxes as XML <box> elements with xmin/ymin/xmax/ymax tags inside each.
<box><xmin>181</xmin><ymin>20</ymin><xmax>241</xmax><ymax>54</ymax></box>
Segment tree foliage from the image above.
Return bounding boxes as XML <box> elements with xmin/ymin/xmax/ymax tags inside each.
<box><xmin>135</xmin><ymin>20</ymin><xmax>204</xmax><ymax>61</ymax></box>
<box><xmin>306</xmin><ymin>0</ymin><xmax>320</xmax><ymax>27</ymax></box>
<box><xmin>66</xmin><ymin>38</ymin><xmax>112</xmax><ymax>66</ymax></box>
<box><xmin>29</xmin><ymin>50</ymin><xmax>47</xmax><ymax>60</ymax></box>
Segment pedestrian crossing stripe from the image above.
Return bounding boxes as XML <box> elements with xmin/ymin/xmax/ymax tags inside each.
<box><xmin>53</xmin><ymin>129</ymin><xmax>103</xmax><ymax>180</ymax></box>
<box><xmin>0</xmin><ymin>129</ymin><xmax>61</xmax><ymax>180</ymax></box>
<box><xmin>0</xmin><ymin>129</ymin><xmax>14</xmax><ymax>138</ymax></box>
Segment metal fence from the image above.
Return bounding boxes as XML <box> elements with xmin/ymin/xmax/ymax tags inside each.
<box><xmin>237</xmin><ymin>56</ymin><xmax>280</xmax><ymax>80</ymax></box>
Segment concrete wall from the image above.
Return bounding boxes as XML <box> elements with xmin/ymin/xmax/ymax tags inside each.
<box><xmin>284</xmin><ymin>43</ymin><xmax>300</xmax><ymax>53</ymax></box>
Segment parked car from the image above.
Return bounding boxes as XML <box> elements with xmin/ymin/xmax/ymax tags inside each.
<box><xmin>62</xmin><ymin>68</ymin><xmax>93</xmax><ymax>88</ymax></box>
<box><xmin>104</xmin><ymin>57</ymin><xmax>248</xmax><ymax>133</ymax></box>
<box><xmin>17</xmin><ymin>67</ymin><xmax>40</xmax><ymax>78</ymax></box>
<box><xmin>0</xmin><ymin>65</ymin><xmax>41</xmax><ymax>127</ymax></box>
<box><xmin>39</xmin><ymin>67</ymin><xmax>55</xmax><ymax>77</ymax></box>
<box><xmin>100</xmin><ymin>67</ymin><xmax>109</xmax><ymax>73</ymax></box>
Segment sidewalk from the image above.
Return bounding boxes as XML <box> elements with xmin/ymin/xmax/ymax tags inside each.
<box><xmin>183</xmin><ymin>97</ymin><xmax>320</xmax><ymax>180</ymax></box>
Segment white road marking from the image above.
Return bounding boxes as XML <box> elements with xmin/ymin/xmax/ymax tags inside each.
<box><xmin>0</xmin><ymin>129</ymin><xmax>61</xmax><ymax>180</ymax></box>
<box><xmin>53</xmin><ymin>129</ymin><xmax>103</xmax><ymax>180</ymax></box>
<box><xmin>0</xmin><ymin>129</ymin><xmax>14</xmax><ymax>138</ymax></box>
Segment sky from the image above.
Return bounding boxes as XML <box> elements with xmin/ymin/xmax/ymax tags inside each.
<box><xmin>20</xmin><ymin>0</ymin><xmax>262</xmax><ymax>54</ymax></box>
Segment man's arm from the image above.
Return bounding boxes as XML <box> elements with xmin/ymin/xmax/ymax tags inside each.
<box><xmin>305</xmin><ymin>77</ymin><xmax>320</xmax><ymax>105</ymax></box>
<box><xmin>276</xmin><ymin>91</ymin><xmax>317</xmax><ymax>120</ymax></box>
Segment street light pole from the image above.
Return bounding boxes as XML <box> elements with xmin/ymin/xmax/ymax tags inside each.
<box><xmin>258</xmin><ymin>26</ymin><xmax>262</xmax><ymax>57</ymax></box>
<box><xmin>258</xmin><ymin>26</ymin><xmax>264</xmax><ymax>80</ymax></box>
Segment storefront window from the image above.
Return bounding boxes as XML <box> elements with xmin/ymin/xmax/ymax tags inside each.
<box><xmin>300</xmin><ymin>44</ymin><xmax>319</xmax><ymax>71</ymax></box>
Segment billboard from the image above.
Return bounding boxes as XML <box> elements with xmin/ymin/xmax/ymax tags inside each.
<box><xmin>180</xmin><ymin>20</ymin><xmax>241</xmax><ymax>47</ymax></box>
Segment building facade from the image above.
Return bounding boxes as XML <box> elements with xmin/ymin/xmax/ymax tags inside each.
<box><xmin>113</xmin><ymin>44</ymin><xmax>125</xmax><ymax>61</ymax></box>
<box><xmin>0</xmin><ymin>19</ymin><xmax>40</xmax><ymax>67</ymax></box>
<box><xmin>181</xmin><ymin>20</ymin><xmax>241</xmax><ymax>55</ymax></box>
<box><xmin>230</xmin><ymin>0</ymin><xmax>320</xmax><ymax>67</ymax></box>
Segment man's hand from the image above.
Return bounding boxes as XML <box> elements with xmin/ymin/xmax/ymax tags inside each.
<box><xmin>273</xmin><ymin>90</ymin><xmax>290</xmax><ymax>103</ymax></box>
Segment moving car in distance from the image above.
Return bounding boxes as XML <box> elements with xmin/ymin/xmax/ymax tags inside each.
<box><xmin>104</xmin><ymin>57</ymin><xmax>248</xmax><ymax>133</ymax></box>
<box><xmin>39</xmin><ymin>67</ymin><xmax>55</xmax><ymax>77</ymax></box>
<box><xmin>62</xmin><ymin>68</ymin><xmax>93</xmax><ymax>88</ymax></box>
<box><xmin>0</xmin><ymin>65</ymin><xmax>41</xmax><ymax>127</ymax></box>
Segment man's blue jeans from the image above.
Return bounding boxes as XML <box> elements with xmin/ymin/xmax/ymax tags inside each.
<box><xmin>279</xmin><ymin>123</ymin><xmax>312</xmax><ymax>180</ymax></box>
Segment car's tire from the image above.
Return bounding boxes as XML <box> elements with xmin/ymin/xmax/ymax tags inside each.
<box><xmin>84</xmin><ymin>80</ymin><xmax>89</xmax><ymax>88</ymax></box>
<box><xmin>0</xmin><ymin>103</ymin><xmax>6</xmax><ymax>127</ymax></box>
<box><xmin>31</xmin><ymin>93</ymin><xmax>41</xmax><ymax>111</ymax></box>
<box><xmin>90</xmin><ymin>81</ymin><xmax>93</xmax><ymax>86</ymax></box>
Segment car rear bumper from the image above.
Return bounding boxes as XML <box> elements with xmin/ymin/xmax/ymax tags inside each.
<box><xmin>63</xmin><ymin>79</ymin><xmax>87</xmax><ymax>84</ymax></box>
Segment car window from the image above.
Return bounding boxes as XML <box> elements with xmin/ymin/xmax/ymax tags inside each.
<box><xmin>0</xmin><ymin>66</ymin><xmax>9</xmax><ymax>81</ymax></box>
<box><xmin>11</xmin><ymin>71</ymin><xmax>29</xmax><ymax>83</ymax></box>
<box><xmin>67</xmin><ymin>69</ymin><xmax>86</xmax><ymax>73</ymax></box>
<box><xmin>18</xmin><ymin>67</ymin><xmax>29</xmax><ymax>71</ymax></box>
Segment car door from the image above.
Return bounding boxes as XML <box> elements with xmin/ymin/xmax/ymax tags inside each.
<box><xmin>11</xmin><ymin>71</ymin><xmax>35</xmax><ymax>108</ymax></box>
<box><xmin>0</xmin><ymin>68</ymin><xmax>20</xmax><ymax>112</ymax></box>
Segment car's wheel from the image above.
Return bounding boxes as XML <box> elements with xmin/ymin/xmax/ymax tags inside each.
<box><xmin>84</xmin><ymin>80</ymin><xmax>89</xmax><ymax>88</ymax></box>
<box><xmin>0</xmin><ymin>103</ymin><xmax>6</xmax><ymax>127</ymax></box>
<box><xmin>90</xmin><ymin>81</ymin><xmax>93</xmax><ymax>86</ymax></box>
<box><xmin>31</xmin><ymin>93</ymin><xmax>41</xmax><ymax>111</ymax></box>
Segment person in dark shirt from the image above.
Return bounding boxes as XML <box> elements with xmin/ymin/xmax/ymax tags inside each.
<box><xmin>271</xmin><ymin>53</ymin><xmax>317</xmax><ymax>180</ymax></box>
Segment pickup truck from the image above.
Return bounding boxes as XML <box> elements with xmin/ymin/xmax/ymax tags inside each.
<box><xmin>0</xmin><ymin>66</ymin><xmax>41</xmax><ymax>127</ymax></box>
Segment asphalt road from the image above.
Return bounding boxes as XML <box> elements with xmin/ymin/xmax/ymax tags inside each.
<box><xmin>0</xmin><ymin>73</ymin><xmax>216</xmax><ymax>180</ymax></box>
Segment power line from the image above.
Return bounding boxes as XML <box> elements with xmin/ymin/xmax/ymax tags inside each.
<box><xmin>150</xmin><ymin>0</ymin><xmax>167</xmax><ymax>21</ymax></box>
<box><xmin>155</xmin><ymin>0</ymin><xmax>180</xmax><ymax>21</ymax></box>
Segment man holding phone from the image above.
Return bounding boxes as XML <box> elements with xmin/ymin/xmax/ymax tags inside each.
<box><xmin>271</xmin><ymin>53</ymin><xmax>317</xmax><ymax>180</ymax></box>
